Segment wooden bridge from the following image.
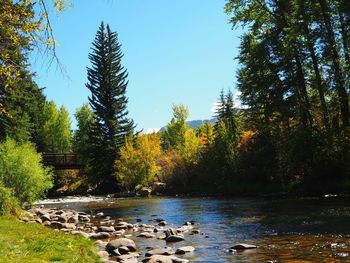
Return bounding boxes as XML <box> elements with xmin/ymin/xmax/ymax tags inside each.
<box><xmin>42</xmin><ymin>153</ymin><xmax>83</xmax><ymax>170</ymax></box>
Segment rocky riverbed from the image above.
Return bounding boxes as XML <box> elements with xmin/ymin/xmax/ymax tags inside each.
<box><xmin>21</xmin><ymin>205</ymin><xmax>255</xmax><ymax>263</ymax></box>
<box><xmin>21</xmin><ymin>196</ymin><xmax>350</xmax><ymax>262</ymax></box>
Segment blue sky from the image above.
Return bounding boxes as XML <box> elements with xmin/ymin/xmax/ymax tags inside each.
<box><xmin>30</xmin><ymin>0</ymin><xmax>242</xmax><ymax>131</ymax></box>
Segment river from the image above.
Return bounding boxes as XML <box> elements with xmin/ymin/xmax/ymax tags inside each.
<box><xmin>37</xmin><ymin>196</ymin><xmax>350</xmax><ymax>262</ymax></box>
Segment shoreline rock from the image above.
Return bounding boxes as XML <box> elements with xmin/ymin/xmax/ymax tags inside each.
<box><xmin>22</xmin><ymin>205</ymin><xmax>203</xmax><ymax>262</ymax></box>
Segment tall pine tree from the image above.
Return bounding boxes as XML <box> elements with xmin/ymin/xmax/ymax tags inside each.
<box><xmin>86</xmin><ymin>22</ymin><xmax>135</xmax><ymax>193</ymax></box>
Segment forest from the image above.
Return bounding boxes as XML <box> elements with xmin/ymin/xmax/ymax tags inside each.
<box><xmin>1</xmin><ymin>0</ymin><xmax>350</xmax><ymax>215</ymax></box>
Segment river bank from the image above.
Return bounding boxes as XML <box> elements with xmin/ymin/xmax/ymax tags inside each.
<box><xmin>25</xmin><ymin>195</ymin><xmax>350</xmax><ymax>262</ymax></box>
<box><xmin>0</xmin><ymin>215</ymin><xmax>102</xmax><ymax>262</ymax></box>
<box><xmin>20</xmin><ymin>204</ymin><xmax>205</xmax><ymax>263</ymax></box>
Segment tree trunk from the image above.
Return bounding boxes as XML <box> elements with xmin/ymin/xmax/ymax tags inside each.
<box><xmin>318</xmin><ymin>0</ymin><xmax>349</xmax><ymax>128</ymax></box>
<box><xmin>294</xmin><ymin>50</ymin><xmax>313</xmax><ymax>127</ymax></box>
<box><xmin>299</xmin><ymin>1</ymin><xmax>330</xmax><ymax>129</ymax></box>
<box><xmin>338</xmin><ymin>12</ymin><xmax>350</xmax><ymax>70</ymax></box>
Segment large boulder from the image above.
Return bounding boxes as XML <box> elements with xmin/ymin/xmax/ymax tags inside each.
<box><xmin>152</xmin><ymin>182</ymin><xmax>166</xmax><ymax>194</ymax></box>
<box><xmin>139</xmin><ymin>187</ymin><xmax>152</xmax><ymax>197</ymax></box>
<box><xmin>106</xmin><ymin>238</ymin><xmax>137</xmax><ymax>253</ymax></box>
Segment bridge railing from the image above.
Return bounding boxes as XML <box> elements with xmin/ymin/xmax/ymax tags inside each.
<box><xmin>42</xmin><ymin>153</ymin><xmax>82</xmax><ymax>169</ymax></box>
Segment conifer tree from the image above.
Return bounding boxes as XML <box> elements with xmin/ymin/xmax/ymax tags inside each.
<box><xmin>86</xmin><ymin>22</ymin><xmax>135</xmax><ymax>192</ymax></box>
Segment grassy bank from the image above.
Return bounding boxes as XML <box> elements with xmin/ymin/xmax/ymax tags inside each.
<box><xmin>0</xmin><ymin>216</ymin><xmax>102</xmax><ymax>263</ymax></box>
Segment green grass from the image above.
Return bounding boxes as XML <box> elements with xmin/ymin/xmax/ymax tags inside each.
<box><xmin>0</xmin><ymin>216</ymin><xmax>102</xmax><ymax>263</ymax></box>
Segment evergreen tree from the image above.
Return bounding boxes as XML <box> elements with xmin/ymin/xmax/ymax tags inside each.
<box><xmin>215</xmin><ymin>89</ymin><xmax>239</xmax><ymax>138</ymax></box>
<box><xmin>86</xmin><ymin>22</ymin><xmax>135</xmax><ymax>192</ymax></box>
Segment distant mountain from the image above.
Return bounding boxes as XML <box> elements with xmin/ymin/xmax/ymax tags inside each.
<box><xmin>187</xmin><ymin>118</ymin><xmax>216</xmax><ymax>128</ymax></box>
<box><xmin>160</xmin><ymin>118</ymin><xmax>216</xmax><ymax>131</ymax></box>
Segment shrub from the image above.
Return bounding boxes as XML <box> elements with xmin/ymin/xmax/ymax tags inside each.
<box><xmin>0</xmin><ymin>185</ymin><xmax>20</xmax><ymax>215</ymax></box>
<box><xmin>0</xmin><ymin>139</ymin><xmax>53</xmax><ymax>205</ymax></box>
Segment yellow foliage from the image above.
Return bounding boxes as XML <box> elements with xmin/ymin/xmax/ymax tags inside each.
<box><xmin>115</xmin><ymin>134</ymin><xmax>162</xmax><ymax>191</ymax></box>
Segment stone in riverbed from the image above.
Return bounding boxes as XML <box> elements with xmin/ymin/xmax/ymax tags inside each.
<box><xmin>231</xmin><ymin>243</ymin><xmax>257</xmax><ymax>250</ymax></box>
<box><xmin>137</xmin><ymin>232</ymin><xmax>155</xmax><ymax>238</ymax></box>
<box><xmin>164</xmin><ymin>228</ymin><xmax>184</xmax><ymax>242</ymax></box>
<box><xmin>67</xmin><ymin>215</ymin><xmax>79</xmax><ymax>224</ymax></box>
<box><xmin>50</xmin><ymin>221</ymin><xmax>64</xmax><ymax>229</ymax></box>
<box><xmin>191</xmin><ymin>229</ymin><xmax>200</xmax><ymax>235</ymax></box>
<box><xmin>63</xmin><ymin>223</ymin><xmax>76</xmax><ymax>229</ymax></box>
<box><xmin>175</xmin><ymin>246</ymin><xmax>195</xmax><ymax>255</ymax></box>
<box><xmin>142</xmin><ymin>255</ymin><xmax>188</xmax><ymax>263</ymax></box>
<box><xmin>42</xmin><ymin>221</ymin><xmax>51</xmax><ymax>227</ymax></box>
<box><xmin>106</xmin><ymin>238</ymin><xmax>137</xmax><ymax>253</ymax></box>
<box><xmin>98</xmin><ymin>226</ymin><xmax>115</xmax><ymax>232</ymax></box>
<box><xmin>145</xmin><ymin>247</ymin><xmax>174</xmax><ymax>257</ymax></box>
<box><xmin>116</xmin><ymin>253</ymin><xmax>139</xmax><ymax>263</ymax></box>
<box><xmin>118</xmin><ymin>246</ymin><xmax>130</xmax><ymax>255</ymax></box>
<box><xmin>54</xmin><ymin>210</ymin><xmax>64</xmax><ymax>215</ymax></box>
<box><xmin>115</xmin><ymin>222</ymin><xmax>129</xmax><ymax>230</ymax></box>
<box><xmin>41</xmin><ymin>214</ymin><xmax>51</xmax><ymax>222</ymax></box>
<box><xmin>79</xmin><ymin>215</ymin><xmax>90</xmax><ymax>222</ymax></box>
<box><xmin>90</xmin><ymin>232</ymin><xmax>111</xmax><ymax>239</ymax></box>
<box><xmin>158</xmin><ymin>221</ymin><xmax>167</xmax><ymax>226</ymax></box>
<box><xmin>165</xmin><ymin>235</ymin><xmax>184</xmax><ymax>242</ymax></box>
<box><xmin>95</xmin><ymin>240</ymin><xmax>107</xmax><ymax>250</ymax></box>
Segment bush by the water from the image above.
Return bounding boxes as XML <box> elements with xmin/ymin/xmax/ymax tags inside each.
<box><xmin>0</xmin><ymin>139</ymin><xmax>53</xmax><ymax>206</ymax></box>
<box><xmin>0</xmin><ymin>186</ymin><xmax>20</xmax><ymax>215</ymax></box>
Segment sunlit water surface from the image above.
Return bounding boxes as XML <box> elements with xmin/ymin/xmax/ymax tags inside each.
<box><xmin>37</xmin><ymin>196</ymin><xmax>350</xmax><ymax>262</ymax></box>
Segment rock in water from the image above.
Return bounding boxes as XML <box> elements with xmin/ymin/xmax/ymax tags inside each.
<box><xmin>166</xmin><ymin>235</ymin><xmax>184</xmax><ymax>242</ymax></box>
<box><xmin>137</xmin><ymin>232</ymin><xmax>156</xmax><ymax>238</ymax></box>
<box><xmin>175</xmin><ymin>246</ymin><xmax>195</xmax><ymax>254</ymax></box>
<box><xmin>106</xmin><ymin>238</ymin><xmax>137</xmax><ymax>253</ymax></box>
<box><xmin>142</xmin><ymin>255</ymin><xmax>189</xmax><ymax>263</ymax></box>
<box><xmin>97</xmin><ymin>226</ymin><xmax>115</xmax><ymax>232</ymax></box>
<box><xmin>116</xmin><ymin>253</ymin><xmax>139</xmax><ymax>263</ymax></box>
<box><xmin>231</xmin><ymin>243</ymin><xmax>257</xmax><ymax>250</ymax></box>
<box><xmin>164</xmin><ymin>228</ymin><xmax>184</xmax><ymax>242</ymax></box>
<box><xmin>90</xmin><ymin>232</ymin><xmax>111</xmax><ymax>239</ymax></box>
<box><xmin>145</xmin><ymin>247</ymin><xmax>175</xmax><ymax>257</ymax></box>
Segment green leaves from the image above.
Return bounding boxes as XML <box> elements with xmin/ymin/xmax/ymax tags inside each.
<box><xmin>40</xmin><ymin>101</ymin><xmax>72</xmax><ymax>153</ymax></box>
<box><xmin>0</xmin><ymin>138</ymin><xmax>53</xmax><ymax>205</ymax></box>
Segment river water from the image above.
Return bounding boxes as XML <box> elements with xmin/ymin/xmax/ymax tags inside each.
<box><xmin>37</xmin><ymin>196</ymin><xmax>350</xmax><ymax>262</ymax></box>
